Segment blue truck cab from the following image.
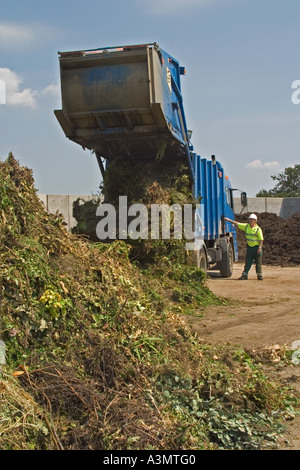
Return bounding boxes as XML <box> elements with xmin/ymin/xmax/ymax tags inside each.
<box><xmin>55</xmin><ymin>43</ymin><xmax>246</xmax><ymax>277</ymax></box>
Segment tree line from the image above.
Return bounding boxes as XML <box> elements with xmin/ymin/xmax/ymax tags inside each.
<box><xmin>256</xmin><ymin>164</ymin><xmax>300</xmax><ymax>197</ymax></box>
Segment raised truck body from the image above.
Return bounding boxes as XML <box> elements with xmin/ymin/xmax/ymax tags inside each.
<box><xmin>55</xmin><ymin>43</ymin><xmax>246</xmax><ymax>276</ymax></box>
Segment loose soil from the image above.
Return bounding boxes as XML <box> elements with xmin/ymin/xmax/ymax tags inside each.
<box><xmin>188</xmin><ymin>263</ymin><xmax>300</xmax><ymax>450</ymax></box>
<box><xmin>236</xmin><ymin>212</ymin><xmax>300</xmax><ymax>266</ymax></box>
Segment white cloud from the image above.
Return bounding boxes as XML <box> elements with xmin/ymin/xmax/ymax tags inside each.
<box><xmin>246</xmin><ymin>159</ymin><xmax>280</xmax><ymax>170</ymax></box>
<box><xmin>0</xmin><ymin>68</ymin><xmax>60</xmax><ymax>109</ymax></box>
<box><xmin>40</xmin><ymin>83</ymin><xmax>60</xmax><ymax>97</ymax></box>
<box><xmin>0</xmin><ymin>68</ymin><xmax>37</xmax><ymax>108</ymax></box>
<box><xmin>263</xmin><ymin>161</ymin><xmax>281</xmax><ymax>170</ymax></box>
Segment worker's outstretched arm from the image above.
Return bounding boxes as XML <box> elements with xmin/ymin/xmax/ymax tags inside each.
<box><xmin>224</xmin><ymin>217</ymin><xmax>239</xmax><ymax>227</ymax></box>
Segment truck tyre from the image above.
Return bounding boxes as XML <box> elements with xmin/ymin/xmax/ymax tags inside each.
<box><xmin>199</xmin><ymin>248</ymin><xmax>208</xmax><ymax>273</ymax></box>
<box><xmin>187</xmin><ymin>248</ymin><xmax>208</xmax><ymax>273</ymax></box>
<box><xmin>219</xmin><ymin>242</ymin><xmax>233</xmax><ymax>278</ymax></box>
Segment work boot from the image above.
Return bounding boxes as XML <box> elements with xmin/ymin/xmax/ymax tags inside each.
<box><xmin>238</xmin><ymin>275</ymin><xmax>248</xmax><ymax>280</ymax></box>
<box><xmin>257</xmin><ymin>275</ymin><xmax>263</xmax><ymax>280</ymax></box>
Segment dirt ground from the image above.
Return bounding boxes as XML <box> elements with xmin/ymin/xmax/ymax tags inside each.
<box><xmin>188</xmin><ymin>263</ymin><xmax>300</xmax><ymax>450</ymax></box>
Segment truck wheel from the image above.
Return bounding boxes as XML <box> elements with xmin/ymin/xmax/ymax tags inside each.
<box><xmin>187</xmin><ymin>248</ymin><xmax>208</xmax><ymax>273</ymax></box>
<box><xmin>199</xmin><ymin>248</ymin><xmax>208</xmax><ymax>273</ymax></box>
<box><xmin>219</xmin><ymin>242</ymin><xmax>233</xmax><ymax>278</ymax></box>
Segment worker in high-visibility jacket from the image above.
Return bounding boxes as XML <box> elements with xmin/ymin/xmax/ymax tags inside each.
<box><xmin>225</xmin><ymin>214</ymin><xmax>264</xmax><ymax>280</ymax></box>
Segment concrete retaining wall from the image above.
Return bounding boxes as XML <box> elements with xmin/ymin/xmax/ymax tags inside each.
<box><xmin>38</xmin><ymin>194</ymin><xmax>300</xmax><ymax>231</ymax></box>
<box><xmin>38</xmin><ymin>194</ymin><xmax>102</xmax><ymax>230</ymax></box>
<box><xmin>233</xmin><ymin>197</ymin><xmax>300</xmax><ymax>219</ymax></box>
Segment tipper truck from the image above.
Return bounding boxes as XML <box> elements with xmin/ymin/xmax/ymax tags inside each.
<box><xmin>55</xmin><ymin>42</ymin><xmax>247</xmax><ymax>277</ymax></box>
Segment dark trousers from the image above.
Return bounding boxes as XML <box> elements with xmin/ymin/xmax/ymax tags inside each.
<box><xmin>243</xmin><ymin>245</ymin><xmax>263</xmax><ymax>278</ymax></box>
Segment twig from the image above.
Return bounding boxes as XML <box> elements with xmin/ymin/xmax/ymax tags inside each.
<box><xmin>21</xmin><ymin>366</ymin><xmax>64</xmax><ymax>450</ymax></box>
<box><xmin>103</xmin><ymin>390</ymin><xmax>124</xmax><ymax>426</ymax></box>
<box><xmin>54</xmin><ymin>368</ymin><xmax>97</xmax><ymax>418</ymax></box>
<box><xmin>44</xmin><ymin>413</ymin><xmax>64</xmax><ymax>450</ymax></box>
<box><xmin>118</xmin><ymin>295</ymin><xmax>129</xmax><ymax>316</ymax></box>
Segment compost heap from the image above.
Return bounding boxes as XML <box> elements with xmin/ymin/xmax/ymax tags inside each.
<box><xmin>235</xmin><ymin>212</ymin><xmax>300</xmax><ymax>266</ymax></box>
<box><xmin>0</xmin><ymin>154</ymin><xmax>297</xmax><ymax>450</ymax></box>
<box><xmin>72</xmin><ymin>156</ymin><xmax>196</xmax><ymax>265</ymax></box>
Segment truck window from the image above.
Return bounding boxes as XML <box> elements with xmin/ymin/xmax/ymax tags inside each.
<box><xmin>225</xmin><ymin>187</ymin><xmax>233</xmax><ymax>209</ymax></box>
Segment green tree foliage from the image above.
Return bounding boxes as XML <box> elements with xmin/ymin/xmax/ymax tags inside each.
<box><xmin>256</xmin><ymin>164</ymin><xmax>300</xmax><ymax>197</ymax></box>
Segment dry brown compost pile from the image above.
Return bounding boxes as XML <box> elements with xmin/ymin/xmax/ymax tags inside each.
<box><xmin>0</xmin><ymin>154</ymin><xmax>298</xmax><ymax>450</ymax></box>
<box><xmin>235</xmin><ymin>212</ymin><xmax>300</xmax><ymax>266</ymax></box>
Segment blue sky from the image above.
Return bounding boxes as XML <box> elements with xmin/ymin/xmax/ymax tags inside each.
<box><xmin>0</xmin><ymin>0</ymin><xmax>299</xmax><ymax>196</ymax></box>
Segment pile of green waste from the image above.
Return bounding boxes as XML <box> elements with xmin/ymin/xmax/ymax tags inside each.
<box><xmin>0</xmin><ymin>153</ymin><xmax>297</xmax><ymax>450</ymax></box>
<box><xmin>72</xmin><ymin>157</ymin><xmax>196</xmax><ymax>265</ymax></box>
<box><xmin>101</xmin><ymin>157</ymin><xmax>194</xmax><ymax>206</ymax></box>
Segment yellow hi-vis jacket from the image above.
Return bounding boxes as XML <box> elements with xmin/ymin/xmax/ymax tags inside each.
<box><xmin>238</xmin><ymin>223</ymin><xmax>264</xmax><ymax>247</ymax></box>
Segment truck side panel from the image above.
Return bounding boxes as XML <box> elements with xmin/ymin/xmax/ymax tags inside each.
<box><xmin>192</xmin><ymin>154</ymin><xmax>238</xmax><ymax>259</ymax></box>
